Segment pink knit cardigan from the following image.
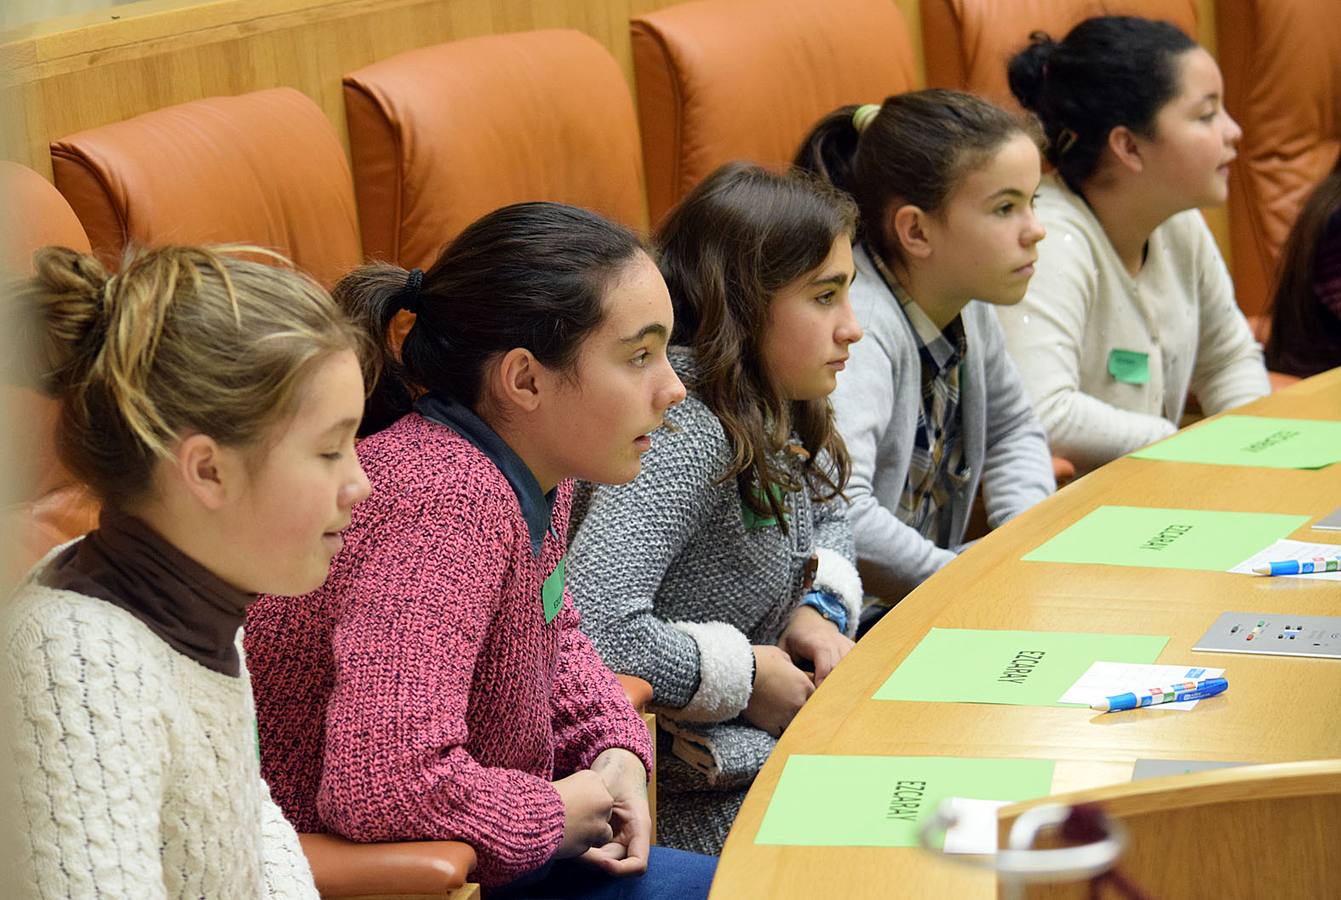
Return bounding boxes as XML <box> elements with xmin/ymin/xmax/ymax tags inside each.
<box><xmin>244</xmin><ymin>413</ymin><xmax>654</xmax><ymax>887</ymax></box>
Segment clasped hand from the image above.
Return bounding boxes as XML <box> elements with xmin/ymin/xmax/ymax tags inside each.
<box><xmin>552</xmin><ymin>747</ymin><xmax>650</xmax><ymax>875</ymax></box>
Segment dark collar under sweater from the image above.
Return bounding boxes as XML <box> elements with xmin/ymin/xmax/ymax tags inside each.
<box><xmin>414</xmin><ymin>393</ymin><xmax>557</xmax><ymax>556</ymax></box>
<box><xmin>39</xmin><ymin>507</ymin><xmax>253</xmax><ymax>677</ymax></box>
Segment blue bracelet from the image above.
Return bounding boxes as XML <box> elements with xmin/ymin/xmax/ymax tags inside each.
<box><xmin>800</xmin><ymin>588</ymin><xmax>848</xmax><ymax>635</ymax></box>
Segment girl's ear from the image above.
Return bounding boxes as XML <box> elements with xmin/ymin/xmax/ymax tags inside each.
<box><xmin>1107</xmin><ymin>125</ymin><xmax>1145</xmax><ymax>174</ymax></box>
<box><xmin>891</xmin><ymin>204</ymin><xmax>934</xmax><ymax>260</ymax></box>
<box><xmin>493</xmin><ymin>346</ymin><xmax>543</xmax><ymax>413</ymax></box>
<box><xmin>173</xmin><ymin>433</ymin><xmax>232</xmax><ymax>510</ymax></box>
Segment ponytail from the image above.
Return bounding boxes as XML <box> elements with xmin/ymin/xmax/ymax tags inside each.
<box><xmin>18</xmin><ymin>244</ymin><xmax>366</xmax><ymax>508</ymax></box>
<box><xmin>336</xmin><ymin>201</ymin><xmax>646</xmax><ymax>436</ymax></box>
<box><xmin>795</xmin><ymin>89</ymin><xmax>1037</xmax><ymax>262</ymax></box>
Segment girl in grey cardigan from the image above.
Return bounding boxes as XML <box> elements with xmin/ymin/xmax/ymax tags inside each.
<box><xmin>795</xmin><ymin>91</ymin><xmax>1056</xmax><ymax>605</ymax></box>
<box><xmin>567</xmin><ymin>164</ymin><xmax>866</xmax><ymax>855</ymax></box>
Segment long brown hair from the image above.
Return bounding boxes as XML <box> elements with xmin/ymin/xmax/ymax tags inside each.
<box><xmin>655</xmin><ymin>162</ymin><xmax>857</xmax><ymax>529</ymax></box>
<box><xmin>1266</xmin><ymin>166</ymin><xmax>1341</xmax><ymax>377</ymax></box>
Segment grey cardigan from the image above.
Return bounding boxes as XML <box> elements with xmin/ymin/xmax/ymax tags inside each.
<box><xmin>566</xmin><ymin>351</ymin><xmax>862</xmax><ymax>788</ymax></box>
<box><xmin>830</xmin><ymin>245</ymin><xmax>1055</xmax><ymax>601</ymax></box>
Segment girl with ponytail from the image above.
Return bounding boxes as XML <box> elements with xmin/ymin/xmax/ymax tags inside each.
<box><xmin>997</xmin><ymin>15</ymin><xmax>1269</xmax><ymax>471</ymax></box>
<box><xmin>244</xmin><ymin>202</ymin><xmax>716</xmax><ymax>898</ymax></box>
<box><xmin>795</xmin><ymin>89</ymin><xmax>1056</xmax><ymax>611</ymax></box>
<box><xmin>5</xmin><ymin>244</ymin><xmax>371</xmax><ymax>898</ymax></box>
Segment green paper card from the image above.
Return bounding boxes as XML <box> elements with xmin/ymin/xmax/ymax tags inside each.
<box><xmin>1023</xmin><ymin>505</ymin><xmax>1308</xmax><ymax>571</ymax></box>
<box><xmin>1107</xmin><ymin>348</ymin><xmax>1150</xmax><ymax>384</ymax></box>
<box><xmin>541</xmin><ymin>556</ymin><xmax>566</xmax><ymax>623</ymax></box>
<box><xmin>755</xmin><ymin>754</ymin><xmax>1055</xmax><ymax>847</ymax></box>
<box><xmin>1130</xmin><ymin>416</ymin><xmax>1341</xmax><ymax>469</ymax></box>
<box><xmin>874</xmin><ymin>628</ymin><xmax>1167</xmax><ymax>706</ymax></box>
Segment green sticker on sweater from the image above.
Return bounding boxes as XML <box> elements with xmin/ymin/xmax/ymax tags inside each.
<box><xmin>541</xmin><ymin>557</ymin><xmax>565</xmax><ymax>623</ymax></box>
<box><xmin>1107</xmin><ymin>348</ymin><xmax>1150</xmax><ymax>384</ymax></box>
<box><xmin>742</xmin><ymin>483</ymin><xmax>788</xmax><ymax>530</ymax></box>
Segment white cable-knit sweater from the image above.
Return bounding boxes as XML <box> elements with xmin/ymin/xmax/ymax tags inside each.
<box><xmin>4</xmin><ymin>575</ymin><xmax>318</xmax><ymax>900</ymax></box>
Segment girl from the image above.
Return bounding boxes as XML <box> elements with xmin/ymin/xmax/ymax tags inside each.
<box><xmin>242</xmin><ymin>202</ymin><xmax>716</xmax><ymax>898</ymax></box>
<box><xmin>996</xmin><ymin>15</ymin><xmax>1270</xmax><ymax>472</ymax></box>
<box><xmin>4</xmin><ymin>245</ymin><xmax>370</xmax><ymax>898</ymax></box>
<box><xmin>794</xmin><ymin>89</ymin><xmax>1056</xmax><ymax>606</ymax></box>
<box><xmin>566</xmin><ymin>163</ymin><xmax>867</xmax><ymax>856</ymax></box>
<box><xmin>1265</xmin><ymin>165</ymin><xmax>1341</xmax><ymax>379</ymax></box>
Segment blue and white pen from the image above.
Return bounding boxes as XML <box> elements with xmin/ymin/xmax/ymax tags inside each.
<box><xmin>1252</xmin><ymin>556</ymin><xmax>1341</xmax><ymax>576</ymax></box>
<box><xmin>1089</xmin><ymin>677</ymin><xmax>1229</xmax><ymax>713</ymax></box>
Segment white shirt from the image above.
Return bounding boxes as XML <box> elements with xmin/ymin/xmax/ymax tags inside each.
<box><xmin>996</xmin><ymin>174</ymin><xmax>1270</xmax><ymax>473</ymax></box>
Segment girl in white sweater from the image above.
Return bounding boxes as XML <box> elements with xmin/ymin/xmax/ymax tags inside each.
<box><xmin>996</xmin><ymin>16</ymin><xmax>1270</xmax><ymax>472</ymax></box>
<box><xmin>3</xmin><ymin>245</ymin><xmax>371</xmax><ymax>899</ymax></box>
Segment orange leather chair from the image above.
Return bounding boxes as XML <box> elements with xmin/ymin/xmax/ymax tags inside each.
<box><xmin>1218</xmin><ymin>0</ymin><xmax>1341</xmax><ymax>318</ymax></box>
<box><xmin>631</xmin><ymin>0</ymin><xmax>919</xmax><ymax>224</ymax></box>
<box><xmin>921</xmin><ymin>0</ymin><xmax>1197</xmax><ymax>107</ymax></box>
<box><xmin>344</xmin><ymin>29</ymin><xmax>646</xmax><ymax>270</ymax></box>
<box><xmin>50</xmin><ymin>87</ymin><xmax>361</xmax><ymax>288</ymax></box>
<box><xmin>1</xmin><ymin>161</ymin><xmax>100</xmax><ymax>595</ymax></box>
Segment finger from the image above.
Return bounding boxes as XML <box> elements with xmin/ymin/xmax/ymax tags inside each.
<box><xmin>589</xmin><ymin>852</ymin><xmax>649</xmax><ymax>876</ymax></box>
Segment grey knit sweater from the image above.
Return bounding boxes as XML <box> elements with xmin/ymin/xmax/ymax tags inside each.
<box><xmin>567</xmin><ymin>349</ymin><xmax>863</xmax><ymax>855</ymax></box>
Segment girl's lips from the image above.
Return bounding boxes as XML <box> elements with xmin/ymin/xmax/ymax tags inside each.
<box><xmin>634</xmin><ymin>435</ymin><xmax>652</xmax><ymax>451</ymax></box>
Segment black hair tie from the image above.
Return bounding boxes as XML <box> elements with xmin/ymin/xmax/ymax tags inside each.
<box><xmin>399</xmin><ymin>268</ymin><xmax>424</xmax><ymax>314</ymax></box>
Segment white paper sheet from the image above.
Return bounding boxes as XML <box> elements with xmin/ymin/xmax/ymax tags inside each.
<box><xmin>1229</xmin><ymin>538</ymin><xmax>1341</xmax><ymax>580</ymax></box>
<box><xmin>941</xmin><ymin>797</ymin><xmax>1011</xmax><ymax>854</ymax></box>
<box><xmin>1059</xmin><ymin>661</ymin><xmax>1225</xmax><ymax>711</ymax></box>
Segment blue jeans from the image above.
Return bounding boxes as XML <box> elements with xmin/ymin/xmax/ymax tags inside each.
<box><xmin>492</xmin><ymin>846</ymin><xmax>717</xmax><ymax>900</ymax></box>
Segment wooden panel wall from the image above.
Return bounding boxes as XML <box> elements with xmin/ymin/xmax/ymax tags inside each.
<box><xmin>0</xmin><ymin>0</ymin><xmax>923</xmax><ymax>179</ymax></box>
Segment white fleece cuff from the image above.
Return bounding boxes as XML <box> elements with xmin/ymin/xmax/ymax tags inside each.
<box><xmin>812</xmin><ymin>547</ymin><xmax>863</xmax><ymax>638</ymax></box>
<box><xmin>663</xmin><ymin>620</ymin><xmax>754</xmax><ymax>722</ymax></box>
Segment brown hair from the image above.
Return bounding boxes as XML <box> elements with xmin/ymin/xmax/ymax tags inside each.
<box><xmin>1008</xmin><ymin>16</ymin><xmax>1197</xmax><ymax>191</ymax></box>
<box><xmin>336</xmin><ymin>202</ymin><xmax>645</xmax><ymax>436</ymax></box>
<box><xmin>794</xmin><ymin>88</ymin><xmax>1040</xmax><ymax>262</ymax></box>
<box><xmin>16</xmin><ymin>245</ymin><xmax>369</xmax><ymax>508</ymax></box>
<box><xmin>1266</xmin><ymin>167</ymin><xmax>1341</xmax><ymax>377</ymax></box>
<box><xmin>655</xmin><ymin>162</ymin><xmax>857</xmax><ymax>529</ymax></box>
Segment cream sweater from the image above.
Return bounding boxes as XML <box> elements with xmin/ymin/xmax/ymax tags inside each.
<box><xmin>996</xmin><ymin>174</ymin><xmax>1269</xmax><ymax>472</ymax></box>
<box><xmin>4</xmin><ymin>576</ymin><xmax>318</xmax><ymax>900</ymax></box>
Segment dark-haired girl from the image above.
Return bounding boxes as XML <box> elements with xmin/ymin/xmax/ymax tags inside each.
<box><xmin>244</xmin><ymin>203</ymin><xmax>717</xmax><ymax>898</ymax></box>
<box><xmin>794</xmin><ymin>89</ymin><xmax>1055</xmax><ymax>605</ymax></box>
<box><xmin>1266</xmin><ymin>166</ymin><xmax>1341</xmax><ymax>379</ymax></box>
<box><xmin>996</xmin><ymin>15</ymin><xmax>1269</xmax><ymax>472</ymax></box>
<box><xmin>566</xmin><ymin>164</ymin><xmax>866</xmax><ymax>855</ymax></box>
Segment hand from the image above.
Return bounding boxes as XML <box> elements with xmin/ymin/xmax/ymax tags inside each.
<box><xmin>742</xmin><ymin>644</ymin><xmax>814</xmax><ymax>737</ymax></box>
<box><xmin>552</xmin><ymin>769</ymin><xmax>615</xmax><ymax>859</ymax></box>
<box><xmin>579</xmin><ymin>748</ymin><xmax>651</xmax><ymax>876</ymax></box>
<box><xmin>779</xmin><ymin>605</ymin><xmax>854</xmax><ymax>687</ymax></box>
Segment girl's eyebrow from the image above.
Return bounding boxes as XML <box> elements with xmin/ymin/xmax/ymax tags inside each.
<box><xmin>811</xmin><ymin>271</ymin><xmax>854</xmax><ymax>288</ymax></box>
<box><xmin>320</xmin><ymin>417</ymin><xmax>362</xmax><ymax>437</ymax></box>
<box><xmin>619</xmin><ymin>323</ymin><xmax>669</xmax><ymax>343</ymax></box>
<box><xmin>988</xmin><ymin>187</ymin><xmax>1028</xmax><ymax>201</ymax></box>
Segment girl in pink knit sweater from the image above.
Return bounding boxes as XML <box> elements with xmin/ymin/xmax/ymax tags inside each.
<box><xmin>244</xmin><ymin>203</ymin><xmax>715</xmax><ymax>898</ymax></box>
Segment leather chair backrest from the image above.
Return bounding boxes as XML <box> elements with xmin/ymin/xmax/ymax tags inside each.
<box><xmin>50</xmin><ymin>87</ymin><xmax>361</xmax><ymax>288</ymax></box>
<box><xmin>1</xmin><ymin>162</ymin><xmax>100</xmax><ymax>592</ymax></box>
<box><xmin>344</xmin><ymin>29</ymin><xmax>646</xmax><ymax>270</ymax></box>
<box><xmin>1218</xmin><ymin>0</ymin><xmax>1341</xmax><ymax>316</ymax></box>
<box><xmin>921</xmin><ymin>0</ymin><xmax>1198</xmax><ymax>106</ymax></box>
<box><xmin>631</xmin><ymin>0</ymin><xmax>918</xmax><ymax>224</ymax></box>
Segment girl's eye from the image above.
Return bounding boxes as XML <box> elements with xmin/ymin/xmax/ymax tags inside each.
<box><xmin>321</xmin><ymin>452</ymin><xmax>343</xmax><ymax>461</ymax></box>
<box><xmin>1031</xmin><ymin>194</ymin><xmax>1040</xmax><ymax>209</ymax></box>
<box><xmin>631</xmin><ymin>350</ymin><xmax>650</xmax><ymax>368</ymax></box>
<box><xmin>996</xmin><ymin>203</ymin><xmax>1015</xmax><ymax>216</ymax></box>
<box><xmin>815</xmin><ymin>290</ymin><xmax>836</xmax><ymax>306</ymax></box>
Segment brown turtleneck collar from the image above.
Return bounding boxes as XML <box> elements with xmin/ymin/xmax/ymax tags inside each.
<box><xmin>39</xmin><ymin>507</ymin><xmax>253</xmax><ymax>677</ymax></box>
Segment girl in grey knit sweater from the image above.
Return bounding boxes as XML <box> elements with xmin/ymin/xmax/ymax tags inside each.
<box><xmin>567</xmin><ymin>164</ymin><xmax>866</xmax><ymax>855</ymax></box>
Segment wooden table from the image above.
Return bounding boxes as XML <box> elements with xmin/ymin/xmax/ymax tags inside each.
<box><xmin>709</xmin><ymin>370</ymin><xmax>1341</xmax><ymax>899</ymax></box>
